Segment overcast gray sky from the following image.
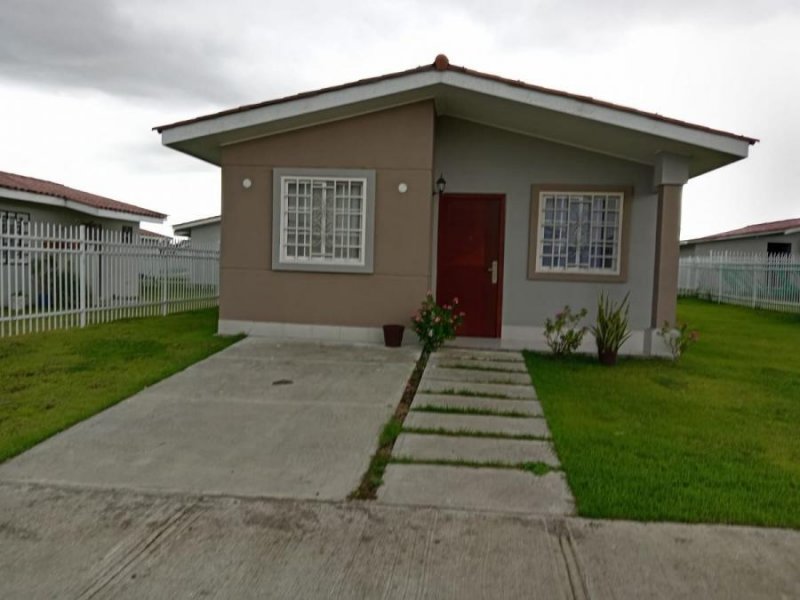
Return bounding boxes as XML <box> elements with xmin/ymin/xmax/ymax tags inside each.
<box><xmin>0</xmin><ymin>0</ymin><xmax>797</xmax><ymax>238</ymax></box>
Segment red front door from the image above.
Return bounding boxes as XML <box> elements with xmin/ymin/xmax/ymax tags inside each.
<box><xmin>436</xmin><ymin>194</ymin><xmax>505</xmax><ymax>338</ymax></box>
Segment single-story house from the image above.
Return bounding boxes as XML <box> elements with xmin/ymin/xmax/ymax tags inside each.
<box><xmin>174</xmin><ymin>215</ymin><xmax>221</xmax><ymax>248</ymax></box>
<box><xmin>1</xmin><ymin>170</ymin><xmax>166</xmax><ymax>307</ymax></box>
<box><xmin>681</xmin><ymin>218</ymin><xmax>799</xmax><ymax>258</ymax></box>
<box><xmin>156</xmin><ymin>55</ymin><xmax>755</xmax><ymax>354</ymax></box>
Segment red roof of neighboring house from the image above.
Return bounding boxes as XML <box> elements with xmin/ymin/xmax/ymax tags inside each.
<box><xmin>683</xmin><ymin>218</ymin><xmax>800</xmax><ymax>244</ymax></box>
<box><xmin>0</xmin><ymin>170</ymin><xmax>166</xmax><ymax>220</ymax></box>
<box><xmin>138</xmin><ymin>227</ymin><xmax>172</xmax><ymax>239</ymax></box>
<box><xmin>154</xmin><ymin>55</ymin><xmax>758</xmax><ymax>145</ymax></box>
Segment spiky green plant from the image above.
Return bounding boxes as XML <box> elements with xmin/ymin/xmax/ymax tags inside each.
<box><xmin>591</xmin><ymin>292</ymin><xmax>632</xmax><ymax>363</ymax></box>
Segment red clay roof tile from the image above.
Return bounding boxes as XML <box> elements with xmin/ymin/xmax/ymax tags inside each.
<box><xmin>155</xmin><ymin>56</ymin><xmax>758</xmax><ymax>145</ymax></box>
<box><xmin>0</xmin><ymin>170</ymin><xmax>166</xmax><ymax>220</ymax></box>
<box><xmin>684</xmin><ymin>218</ymin><xmax>800</xmax><ymax>244</ymax></box>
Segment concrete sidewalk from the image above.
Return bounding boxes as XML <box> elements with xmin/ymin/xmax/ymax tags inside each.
<box><xmin>0</xmin><ymin>338</ymin><xmax>418</xmax><ymax>501</ymax></box>
<box><xmin>1</xmin><ymin>482</ymin><xmax>798</xmax><ymax>600</ymax></box>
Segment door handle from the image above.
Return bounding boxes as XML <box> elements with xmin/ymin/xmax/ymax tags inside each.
<box><xmin>488</xmin><ymin>260</ymin><xmax>498</xmax><ymax>285</ymax></box>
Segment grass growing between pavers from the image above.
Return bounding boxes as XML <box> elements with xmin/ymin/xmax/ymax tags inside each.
<box><xmin>403</xmin><ymin>426</ymin><xmax>549</xmax><ymax>441</ymax></box>
<box><xmin>420</xmin><ymin>388</ymin><xmax>515</xmax><ymax>399</ymax></box>
<box><xmin>349</xmin><ymin>351</ymin><xmax>430</xmax><ymax>499</ymax></box>
<box><xmin>526</xmin><ymin>298</ymin><xmax>800</xmax><ymax>529</ymax></box>
<box><xmin>0</xmin><ymin>309</ymin><xmax>242</xmax><ymax>464</ymax></box>
<box><xmin>441</xmin><ymin>363</ymin><xmax>523</xmax><ymax>373</ymax></box>
<box><xmin>389</xmin><ymin>456</ymin><xmax>556</xmax><ymax>476</ymax></box>
<box><xmin>412</xmin><ymin>405</ymin><xmax>536</xmax><ymax>418</ymax></box>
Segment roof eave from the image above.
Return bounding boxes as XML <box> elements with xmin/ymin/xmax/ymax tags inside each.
<box><xmin>0</xmin><ymin>186</ymin><xmax>165</xmax><ymax>224</ymax></box>
<box><xmin>158</xmin><ymin>66</ymin><xmax>755</xmax><ymax>173</ymax></box>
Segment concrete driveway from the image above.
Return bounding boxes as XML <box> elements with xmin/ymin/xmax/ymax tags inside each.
<box><xmin>0</xmin><ymin>338</ymin><xmax>418</xmax><ymax>500</ymax></box>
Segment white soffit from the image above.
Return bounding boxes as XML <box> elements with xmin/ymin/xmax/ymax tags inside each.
<box><xmin>160</xmin><ymin>70</ymin><xmax>751</xmax><ymax>175</ymax></box>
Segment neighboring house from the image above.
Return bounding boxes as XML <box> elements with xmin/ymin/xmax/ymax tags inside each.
<box><xmin>173</xmin><ymin>215</ymin><xmax>221</xmax><ymax>285</ymax></box>
<box><xmin>156</xmin><ymin>55</ymin><xmax>755</xmax><ymax>355</ymax></box>
<box><xmin>1</xmin><ymin>170</ymin><xmax>166</xmax><ymax>306</ymax></box>
<box><xmin>681</xmin><ymin>218</ymin><xmax>800</xmax><ymax>257</ymax></box>
<box><xmin>138</xmin><ymin>227</ymin><xmax>174</xmax><ymax>245</ymax></box>
<box><xmin>174</xmin><ymin>215</ymin><xmax>221</xmax><ymax>248</ymax></box>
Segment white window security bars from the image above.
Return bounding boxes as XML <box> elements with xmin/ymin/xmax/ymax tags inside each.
<box><xmin>280</xmin><ymin>176</ymin><xmax>367</xmax><ymax>266</ymax></box>
<box><xmin>537</xmin><ymin>192</ymin><xmax>623</xmax><ymax>274</ymax></box>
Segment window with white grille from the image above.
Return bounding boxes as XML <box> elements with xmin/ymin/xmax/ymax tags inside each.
<box><xmin>272</xmin><ymin>169</ymin><xmax>375</xmax><ymax>273</ymax></box>
<box><xmin>1</xmin><ymin>211</ymin><xmax>30</xmax><ymax>265</ymax></box>
<box><xmin>536</xmin><ymin>192</ymin><xmax>623</xmax><ymax>274</ymax></box>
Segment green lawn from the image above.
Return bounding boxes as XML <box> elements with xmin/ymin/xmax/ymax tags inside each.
<box><xmin>0</xmin><ymin>309</ymin><xmax>241</xmax><ymax>463</ymax></box>
<box><xmin>526</xmin><ymin>298</ymin><xmax>800</xmax><ymax>528</ymax></box>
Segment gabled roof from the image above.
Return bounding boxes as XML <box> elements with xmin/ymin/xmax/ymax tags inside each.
<box><xmin>173</xmin><ymin>215</ymin><xmax>220</xmax><ymax>236</ymax></box>
<box><xmin>682</xmin><ymin>218</ymin><xmax>800</xmax><ymax>245</ymax></box>
<box><xmin>0</xmin><ymin>170</ymin><xmax>166</xmax><ymax>223</ymax></box>
<box><xmin>156</xmin><ymin>55</ymin><xmax>756</xmax><ymax>177</ymax></box>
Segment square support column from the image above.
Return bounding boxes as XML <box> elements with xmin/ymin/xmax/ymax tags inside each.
<box><xmin>651</xmin><ymin>184</ymin><xmax>683</xmax><ymax>327</ymax></box>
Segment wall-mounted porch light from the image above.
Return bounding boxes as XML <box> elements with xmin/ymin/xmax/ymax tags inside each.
<box><xmin>435</xmin><ymin>174</ymin><xmax>447</xmax><ymax>196</ymax></box>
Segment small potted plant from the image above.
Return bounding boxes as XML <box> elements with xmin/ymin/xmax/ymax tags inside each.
<box><xmin>382</xmin><ymin>323</ymin><xmax>405</xmax><ymax>347</ymax></box>
<box><xmin>590</xmin><ymin>292</ymin><xmax>631</xmax><ymax>366</ymax></box>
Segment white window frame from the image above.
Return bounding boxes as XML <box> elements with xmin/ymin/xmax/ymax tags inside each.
<box><xmin>272</xmin><ymin>168</ymin><xmax>376</xmax><ymax>274</ymax></box>
<box><xmin>535</xmin><ymin>190</ymin><xmax>624</xmax><ymax>276</ymax></box>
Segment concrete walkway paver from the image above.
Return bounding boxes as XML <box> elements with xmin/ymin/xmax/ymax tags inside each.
<box><xmin>428</xmin><ymin>356</ymin><xmax>529</xmax><ymax>373</ymax></box>
<box><xmin>413</xmin><ymin>393</ymin><xmax>544</xmax><ymax>416</ymax></box>
<box><xmin>382</xmin><ymin>347</ymin><xmax>572</xmax><ymax>515</ymax></box>
<box><xmin>379</xmin><ymin>465</ymin><xmax>573</xmax><ymax>514</ymax></box>
<box><xmin>423</xmin><ymin>366</ymin><xmax>533</xmax><ymax>385</ymax></box>
<box><xmin>420</xmin><ymin>379</ymin><xmax>537</xmax><ymax>399</ymax></box>
<box><xmin>404</xmin><ymin>412</ymin><xmax>551</xmax><ymax>437</ymax></box>
<box><xmin>430</xmin><ymin>348</ymin><xmax>526</xmax><ymax>363</ymax></box>
<box><xmin>394</xmin><ymin>433</ymin><xmax>561</xmax><ymax>466</ymax></box>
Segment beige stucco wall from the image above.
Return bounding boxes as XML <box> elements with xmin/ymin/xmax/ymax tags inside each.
<box><xmin>218</xmin><ymin>101</ymin><xmax>435</xmax><ymax>327</ymax></box>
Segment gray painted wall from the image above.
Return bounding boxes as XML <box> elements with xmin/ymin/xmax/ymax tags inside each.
<box><xmin>186</xmin><ymin>222</ymin><xmax>221</xmax><ymax>248</ymax></box>
<box><xmin>681</xmin><ymin>232</ymin><xmax>800</xmax><ymax>257</ymax></box>
<box><xmin>433</xmin><ymin>117</ymin><xmax>658</xmax><ymax>331</ymax></box>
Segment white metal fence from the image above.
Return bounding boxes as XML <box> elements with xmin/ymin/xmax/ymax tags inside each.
<box><xmin>678</xmin><ymin>253</ymin><xmax>800</xmax><ymax>312</ymax></box>
<box><xmin>1</xmin><ymin>221</ymin><xmax>220</xmax><ymax>337</ymax></box>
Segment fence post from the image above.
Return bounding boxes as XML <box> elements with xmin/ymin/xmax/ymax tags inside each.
<box><xmin>79</xmin><ymin>224</ymin><xmax>87</xmax><ymax>328</ymax></box>
<box><xmin>161</xmin><ymin>249</ymin><xmax>168</xmax><ymax>316</ymax></box>
<box><xmin>752</xmin><ymin>264</ymin><xmax>757</xmax><ymax>308</ymax></box>
<box><xmin>717</xmin><ymin>259</ymin><xmax>723</xmax><ymax>303</ymax></box>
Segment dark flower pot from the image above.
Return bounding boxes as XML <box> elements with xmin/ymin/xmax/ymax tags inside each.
<box><xmin>598</xmin><ymin>349</ymin><xmax>618</xmax><ymax>366</ymax></box>
<box><xmin>382</xmin><ymin>324</ymin><xmax>405</xmax><ymax>347</ymax></box>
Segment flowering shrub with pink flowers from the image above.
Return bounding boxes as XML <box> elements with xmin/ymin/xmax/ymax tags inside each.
<box><xmin>411</xmin><ymin>292</ymin><xmax>465</xmax><ymax>352</ymax></box>
<box><xmin>657</xmin><ymin>321</ymin><xmax>699</xmax><ymax>360</ymax></box>
<box><xmin>544</xmin><ymin>305</ymin><xmax>588</xmax><ymax>356</ymax></box>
